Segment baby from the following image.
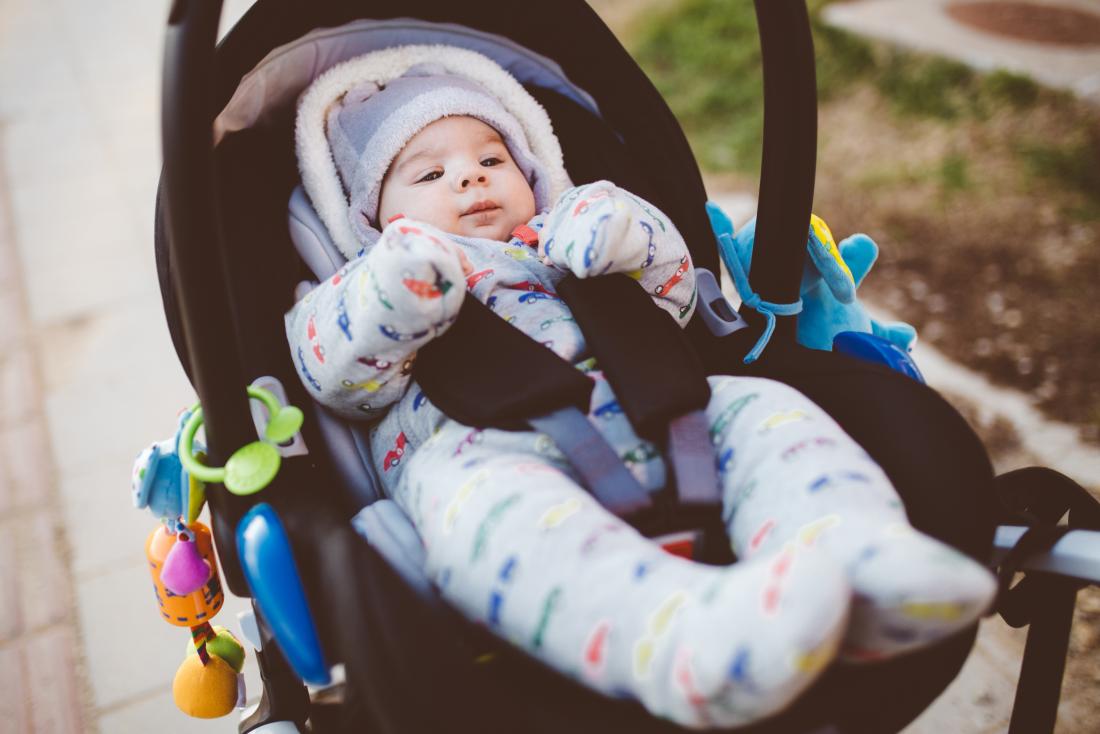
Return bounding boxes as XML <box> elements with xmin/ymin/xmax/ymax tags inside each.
<box><xmin>288</xmin><ymin>53</ymin><xmax>995</xmax><ymax>729</ymax></box>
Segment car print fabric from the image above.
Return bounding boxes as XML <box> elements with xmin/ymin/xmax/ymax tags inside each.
<box><xmin>286</xmin><ymin>181</ymin><xmax>995</xmax><ymax>729</ymax></box>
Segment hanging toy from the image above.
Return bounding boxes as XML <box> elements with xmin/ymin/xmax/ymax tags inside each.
<box><xmin>173</xmin><ymin>622</ymin><xmax>247</xmax><ymax>719</ymax></box>
<box><xmin>161</xmin><ymin>523</ymin><xmax>213</xmax><ymax>596</ymax></box>
<box><xmin>145</xmin><ymin>520</ymin><xmax>242</xmax><ymax>718</ymax></box>
<box><xmin>147</xmin><ymin>521</ymin><xmax>223</xmax><ymax>626</ymax></box>
<box><xmin>132</xmin><ymin>408</ymin><xmax>207</xmax><ymax>522</ymax></box>
<box><xmin>131</xmin><ymin>384</ymin><xmax>304</xmax><ymax>719</ymax></box>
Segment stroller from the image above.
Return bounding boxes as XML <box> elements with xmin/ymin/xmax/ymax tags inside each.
<box><xmin>154</xmin><ymin>0</ymin><xmax>1100</xmax><ymax>731</ymax></box>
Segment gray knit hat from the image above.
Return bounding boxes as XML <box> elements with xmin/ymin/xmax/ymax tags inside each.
<box><xmin>325</xmin><ymin>63</ymin><xmax>550</xmax><ymax>241</ymax></box>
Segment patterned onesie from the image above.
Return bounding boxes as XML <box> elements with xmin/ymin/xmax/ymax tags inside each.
<box><xmin>286</xmin><ymin>181</ymin><xmax>995</xmax><ymax>728</ymax></box>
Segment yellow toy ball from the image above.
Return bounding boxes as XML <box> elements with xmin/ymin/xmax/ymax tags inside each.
<box><xmin>172</xmin><ymin>653</ymin><xmax>238</xmax><ymax>718</ymax></box>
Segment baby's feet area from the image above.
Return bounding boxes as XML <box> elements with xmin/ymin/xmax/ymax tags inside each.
<box><xmin>633</xmin><ymin>547</ymin><xmax>850</xmax><ymax>729</ymax></box>
<box><xmin>372</xmin><ymin>219</ymin><xmax>467</xmax><ymax>335</ymax></box>
<box><xmin>407</xmin><ymin>436</ymin><xmax>852</xmax><ymax>730</ymax></box>
<box><xmin>540</xmin><ymin>181</ymin><xmax>648</xmax><ymax>278</ymax></box>
<box><xmin>827</xmin><ymin>519</ymin><xmax>997</xmax><ymax>661</ymax></box>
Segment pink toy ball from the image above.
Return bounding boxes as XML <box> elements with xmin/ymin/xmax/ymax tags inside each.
<box><xmin>161</xmin><ymin>528</ymin><xmax>213</xmax><ymax>596</ymax></box>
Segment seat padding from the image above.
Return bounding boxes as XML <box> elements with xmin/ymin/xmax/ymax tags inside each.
<box><xmin>289</xmin><ymin>185</ymin><xmax>346</xmax><ymax>280</ymax></box>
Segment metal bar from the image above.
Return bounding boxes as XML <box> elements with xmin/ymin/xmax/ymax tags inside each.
<box><xmin>993</xmin><ymin>526</ymin><xmax>1100</xmax><ymax>584</ymax></box>
<box><xmin>748</xmin><ymin>0</ymin><xmax>818</xmax><ymax>343</ymax></box>
<box><xmin>1008</xmin><ymin>577</ymin><xmax>1077</xmax><ymax>734</ymax></box>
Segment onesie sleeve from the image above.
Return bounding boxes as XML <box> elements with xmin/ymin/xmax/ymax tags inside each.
<box><xmin>286</xmin><ymin>220</ymin><xmax>467</xmax><ymax>420</ymax></box>
<box><xmin>538</xmin><ymin>181</ymin><xmax>697</xmax><ymax>325</ymax></box>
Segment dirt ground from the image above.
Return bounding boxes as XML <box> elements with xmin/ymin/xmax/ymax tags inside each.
<box><xmin>946</xmin><ymin>0</ymin><xmax>1100</xmax><ymax>46</ymax></box>
<box><xmin>812</xmin><ymin>83</ymin><xmax>1100</xmax><ymax>445</ymax></box>
<box><xmin>706</xmin><ymin>78</ymin><xmax>1100</xmax><ymax>451</ymax></box>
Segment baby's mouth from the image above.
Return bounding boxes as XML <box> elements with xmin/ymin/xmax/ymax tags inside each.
<box><xmin>461</xmin><ymin>200</ymin><xmax>500</xmax><ymax>217</ymax></box>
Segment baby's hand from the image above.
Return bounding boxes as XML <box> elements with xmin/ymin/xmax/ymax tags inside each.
<box><xmin>540</xmin><ymin>181</ymin><xmax>696</xmax><ymax>323</ymax></box>
<box><xmin>539</xmin><ymin>181</ymin><xmax>655</xmax><ymax>279</ymax></box>
<box><xmin>370</xmin><ymin>219</ymin><xmax>468</xmax><ymax>336</ymax></box>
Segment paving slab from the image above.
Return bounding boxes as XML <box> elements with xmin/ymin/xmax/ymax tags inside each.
<box><xmin>903</xmin><ymin>620</ymin><xmax>1023</xmax><ymax>733</ymax></box>
<box><xmin>98</xmin><ymin>689</ymin><xmax>246</xmax><ymax>734</ymax></box>
<box><xmin>75</xmin><ymin>557</ymin><xmax>258</xmax><ymax>713</ymax></box>
<box><xmin>823</xmin><ymin>0</ymin><xmax>1100</xmax><ymax>103</ymax></box>
<box><xmin>0</xmin><ymin>643</ymin><xmax>31</xmax><ymax>732</ymax></box>
<box><xmin>22</xmin><ymin>625</ymin><xmax>87</xmax><ymax>734</ymax></box>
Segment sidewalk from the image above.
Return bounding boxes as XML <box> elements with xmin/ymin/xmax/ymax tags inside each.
<box><xmin>822</xmin><ymin>0</ymin><xmax>1100</xmax><ymax>104</ymax></box>
<box><xmin>0</xmin><ymin>0</ymin><xmax>1096</xmax><ymax>732</ymax></box>
<box><xmin>0</xmin><ymin>0</ymin><xmax>259</xmax><ymax>731</ymax></box>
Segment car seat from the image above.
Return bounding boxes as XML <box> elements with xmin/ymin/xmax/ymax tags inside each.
<box><xmin>154</xmin><ymin>1</ymin><xmax>1100</xmax><ymax>732</ymax></box>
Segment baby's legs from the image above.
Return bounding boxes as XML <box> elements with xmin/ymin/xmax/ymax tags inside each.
<box><xmin>394</xmin><ymin>421</ymin><xmax>849</xmax><ymax>728</ymax></box>
<box><xmin>707</xmin><ymin>376</ymin><xmax>996</xmax><ymax>659</ymax></box>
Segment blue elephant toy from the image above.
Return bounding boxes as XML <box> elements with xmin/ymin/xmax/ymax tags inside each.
<box><xmin>708</xmin><ymin>202</ymin><xmax>916</xmax><ymax>354</ymax></box>
<box><xmin>131</xmin><ymin>409</ymin><xmax>206</xmax><ymax>523</ymax></box>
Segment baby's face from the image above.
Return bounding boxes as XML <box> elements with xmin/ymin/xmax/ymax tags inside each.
<box><xmin>378</xmin><ymin>116</ymin><xmax>536</xmax><ymax>241</ymax></box>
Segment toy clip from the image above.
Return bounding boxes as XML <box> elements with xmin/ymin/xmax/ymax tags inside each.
<box><xmin>177</xmin><ymin>385</ymin><xmax>304</xmax><ymax>496</ymax></box>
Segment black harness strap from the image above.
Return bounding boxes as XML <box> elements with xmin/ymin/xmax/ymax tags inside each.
<box><xmin>556</xmin><ymin>274</ymin><xmax>711</xmax><ymax>442</ymax></box>
<box><xmin>415</xmin><ymin>296</ymin><xmax>654</xmax><ymax>516</ymax></box>
<box><xmin>414</xmin><ymin>297</ymin><xmax>594</xmax><ymax>430</ymax></box>
<box><xmin>557</xmin><ymin>274</ymin><xmax>724</xmax><ymax>548</ymax></box>
<box><xmin>415</xmin><ymin>276</ymin><xmax>726</xmax><ymax>553</ymax></box>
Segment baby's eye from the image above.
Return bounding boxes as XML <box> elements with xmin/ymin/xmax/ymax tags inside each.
<box><xmin>417</xmin><ymin>170</ymin><xmax>442</xmax><ymax>183</ymax></box>
<box><xmin>480</xmin><ymin>157</ymin><xmax>503</xmax><ymax>167</ymax></box>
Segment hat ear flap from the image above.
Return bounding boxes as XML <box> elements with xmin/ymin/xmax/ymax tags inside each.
<box><xmin>344</xmin><ymin>80</ymin><xmax>383</xmax><ymax>103</ymax></box>
<box><xmin>806</xmin><ymin>214</ymin><xmax>856</xmax><ymax>303</ymax></box>
<box><xmin>405</xmin><ymin>62</ymin><xmax>448</xmax><ymax>78</ymax></box>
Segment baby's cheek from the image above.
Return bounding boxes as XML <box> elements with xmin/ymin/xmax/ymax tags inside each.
<box><xmin>408</xmin><ymin>209</ymin><xmax>461</xmax><ymax>238</ymax></box>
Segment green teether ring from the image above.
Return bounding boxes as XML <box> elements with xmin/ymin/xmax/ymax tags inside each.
<box><xmin>176</xmin><ymin>386</ymin><xmax>303</xmax><ymax>496</ymax></box>
<box><xmin>247</xmin><ymin>385</ymin><xmax>282</xmax><ymax>415</ymax></box>
<box><xmin>245</xmin><ymin>385</ymin><xmax>303</xmax><ymax>444</ymax></box>
<box><xmin>179</xmin><ymin>408</ymin><xmax>226</xmax><ymax>484</ymax></box>
<box><xmin>265</xmin><ymin>405</ymin><xmax>304</xmax><ymax>444</ymax></box>
<box><xmin>224</xmin><ymin>441</ymin><xmax>281</xmax><ymax>496</ymax></box>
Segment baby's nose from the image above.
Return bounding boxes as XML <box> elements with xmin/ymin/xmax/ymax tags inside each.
<box><xmin>457</xmin><ymin>168</ymin><xmax>487</xmax><ymax>189</ymax></box>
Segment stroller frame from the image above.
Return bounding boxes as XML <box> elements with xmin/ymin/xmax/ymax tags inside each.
<box><xmin>157</xmin><ymin>1</ymin><xmax>1100</xmax><ymax>732</ymax></box>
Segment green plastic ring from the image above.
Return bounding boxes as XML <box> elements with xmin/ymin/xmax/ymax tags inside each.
<box><xmin>176</xmin><ymin>386</ymin><xmax>297</xmax><ymax>488</ymax></box>
<box><xmin>178</xmin><ymin>406</ymin><xmax>225</xmax><ymax>483</ymax></box>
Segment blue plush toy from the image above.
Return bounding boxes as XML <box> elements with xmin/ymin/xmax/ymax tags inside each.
<box><xmin>708</xmin><ymin>202</ymin><xmax>916</xmax><ymax>354</ymax></box>
<box><xmin>131</xmin><ymin>409</ymin><xmax>206</xmax><ymax>523</ymax></box>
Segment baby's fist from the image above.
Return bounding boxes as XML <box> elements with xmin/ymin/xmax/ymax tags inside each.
<box><xmin>540</xmin><ymin>181</ymin><xmax>659</xmax><ymax>279</ymax></box>
<box><xmin>373</xmin><ymin>219</ymin><xmax>468</xmax><ymax>329</ymax></box>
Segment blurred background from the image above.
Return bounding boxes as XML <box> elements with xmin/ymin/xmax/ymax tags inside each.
<box><xmin>0</xmin><ymin>0</ymin><xmax>1096</xmax><ymax>731</ymax></box>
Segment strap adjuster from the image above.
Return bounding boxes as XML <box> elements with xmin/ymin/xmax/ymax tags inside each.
<box><xmin>529</xmin><ymin>406</ymin><xmax>652</xmax><ymax>517</ymax></box>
